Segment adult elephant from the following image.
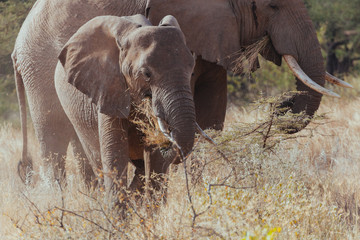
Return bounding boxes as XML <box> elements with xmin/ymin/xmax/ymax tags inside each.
<box><xmin>13</xmin><ymin>0</ymin><xmax>349</xmax><ymax>182</ymax></box>
<box><xmin>147</xmin><ymin>0</ymin><xmax>351</xmax><ymax>132</ymax></box>
<box><xmin>13</xmin><ymin>0</ymin><xmax>149</xmax><ymax>183</ymax></box>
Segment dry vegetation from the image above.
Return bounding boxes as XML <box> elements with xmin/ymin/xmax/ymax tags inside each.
<box><xmin>1</xmin><ymin>77</ymin><xmax>360</xmax><ymax>239</ymax></box>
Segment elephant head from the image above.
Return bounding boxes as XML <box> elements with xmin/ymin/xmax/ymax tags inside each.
<box><xmin>147</xmin><ymin>0</ymin><xmax>351</xmax><ymax>132</ymax></box>
<box><xmin>58</xmin><ymin>14</ymin><xmax>196</xmax><ymax>158</ymax></box>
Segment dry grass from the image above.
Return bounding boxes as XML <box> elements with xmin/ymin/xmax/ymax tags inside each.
<box><xmin>1</xmin><ymin>82</ymin><xmax>360</xmax><ymax>239</ymax></box>
<box><xmin>231</xmin><ymin>36</ymin><xmax>270</xmax><ymax>74</ymax></box>
<box><xmin>130</xmin><ymin>99</ymin><xmax>170</xmax><ymax>147</ymax></box>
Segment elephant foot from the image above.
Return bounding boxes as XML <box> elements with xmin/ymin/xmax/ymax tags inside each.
<box><xmin>17</xmin><ymin>155</ymin><xmax>33</xmax><ymax>184</ymax></box>
<box><xmin>36</xmin><ymin>154</ymin><xmax>67</xmax><ymax>188</ymax></box>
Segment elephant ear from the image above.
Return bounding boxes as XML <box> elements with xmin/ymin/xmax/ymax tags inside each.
<box><xmin>146</xmin><ymin>0</ymin><xmax>240</xmax><ymax>70</ymax></box>
<box><xmin>158</xmin><ymin>15</ymin><xmax>181</xmax><ymax>29</ymax></box>
<box><xmin>59</xmin><ymin>16</ymin><xmax>143</xmax><ymax>118</ymax></box>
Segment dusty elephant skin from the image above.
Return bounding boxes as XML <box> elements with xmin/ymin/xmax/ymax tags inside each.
<box><xmin>12</xmin><ymin>0</ymin><xmax>346</xmax><ymax>183</ymax></box>
<box><xmin>147</xmin><ymin>0</ymin><xmax>348</xmax><ymax>128</ymax></box>
<box><xmin>12</xmin><ymin>0</ymin><xmax>149</xmax><ymax>184</ymax></box>
<box><xmin>54</xmin><ymin>14</ymin><xmax>196</xmax><ymax>197</ymax></box>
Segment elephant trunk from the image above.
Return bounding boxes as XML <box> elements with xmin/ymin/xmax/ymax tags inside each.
<box><xmin>286</xmin><ymin>36</ymin><xmax>325</xmax><ymax>132</ymax></box>
<box><xmin>270</xmin><ymin>7</ymin><xmax>327</xmax><ymax>133</ymax></box>
<box><xmin>152</xmin><ymin>74</ymin><xmax>196</xmax><ymax>158</ymax></box>
<box><xmin>277</xmin><ymin>53</ymin><xmax>325</xmax><ymax>133</ymax></box>
<box><xmin>291</xmin><ymin>53</ymin><xmax>324</xmax><ymax>116</ymax></box>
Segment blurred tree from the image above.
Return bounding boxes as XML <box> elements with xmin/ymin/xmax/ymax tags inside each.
<box><xmin>227</xmin><ymin>58</ymin><xmax>295</xmax><ymax>105</ymax></box>
<box><xmin>0</xmin><ymin>0</ymin><xmax>34</xmax><ymax>121</ymax></box>
<box><xmin>0</xmin><ymin>0</ymin><xmax>34</xmax><ymax>74</ymax></box>
<box><xmin>305</xmin><ymin>0</ymin><xmax>360</xmax><ymax>75</ymax></box>
<box><xmin>228</xmin><ymin>0</ymin><xmax>360</xmax><ymax>104</ymax></box>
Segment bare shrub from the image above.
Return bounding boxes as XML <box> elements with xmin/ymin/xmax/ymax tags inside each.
<box><xmin>2</xmin><ymin>90</ymin><xmax>360</xmax><ymax>239</ymax></box>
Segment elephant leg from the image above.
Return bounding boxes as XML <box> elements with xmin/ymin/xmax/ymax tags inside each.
<box><xmin>70</xmin><ymin>136</ymin><xmax>97</xmax><ymax>188</ymax></box>
<box><xmin>193</xmin><ymin>59</ymin><xmax>227</xmax><ymax>130</ymax></box>
<box><xmin>36</xmin><ymin>118</ymin><xmax>74</xmax><ymax>184</ymax></box>
<box><xmin>28</xmin><ymin>101</ymin><xmax>74</xmax><ymax>183</ymax></box>
<box><xmin>19</xmin><ymin>56</ymin><xmax>74</xmax><ymax>184</ymax></box>
<box><xmin>98</xmin><ymin>113</ymin><xmax>129</xmax><ymax>203</ymax></box>
<box><xmin>129</xmin><ymin>159</ymin><xmax>145</xmax><ymax>193</ymax></box>
<box><xmin>143</xmin><ymin>146</ymin><xmax>171</xmax><ymax>202</ymax></box>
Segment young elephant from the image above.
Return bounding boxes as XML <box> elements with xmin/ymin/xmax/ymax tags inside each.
<box><xmin>54</xmin><ymin>14</ymin><xmax>196</xmax><ymax>197</ymax></box>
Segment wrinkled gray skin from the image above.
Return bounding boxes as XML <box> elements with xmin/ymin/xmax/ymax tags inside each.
<box><xmin>147</xmin><ymin>0</ymin><xmax>326</xmax><ymax>130</ymax></box>
<box><xmin>13</xmin><ymin>0</ymin><xmax>148</xmax><ymax>183</ymax></box>
<box><xmin>13</xmin><ymin>0</ymin><xmax>326</xmax><ymax>183</ymax></box>
<box><xmin>54</xmin><ymin>14</ymin><xmax>195</xmax><ymax>194</ymax></box>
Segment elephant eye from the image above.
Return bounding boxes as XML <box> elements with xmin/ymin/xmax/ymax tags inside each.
<box><xmin>269</xmin><ymin>3</ymin><xmax>279</xmax><ymax>10</ymax></box>
<box><xmin>140</xmin><ymin>68</ymin><xmax>151</xmax><ymax>82</ymax></box>
<box><xmin>145</xmin><ymin>71</ymin><xmax>151</xmax><ymax>79</ymax></box>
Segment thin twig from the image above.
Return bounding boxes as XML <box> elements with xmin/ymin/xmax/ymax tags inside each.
<box><xmin>21</xmin><ymin>192</ymin><xmax>44</xmax><ymax>224</ymax></box>
<box><xmin>4</xmin><ymin>214</ymin><xmax>24</xmax><ymax>232</ymax></box>
<box><xmin>54</xmin><ymin>207</ymin><xmax>113</xmax><ymax>233</ymax></box>
<box><xmin>125</xmin><ymin>199</ymin><xmax>160</xmax><ymax>240</ymax></box>
<box><xmin>78</xmin><ymin>190</ymin><xmax>124</xmax><ymax>234</ymax></box>
<box><xmin>263</xmin><ymin>104</ymin><xmax>275</xmax><ymax>148</ymax></box>
<box><xmin>56</xmin><ymin>181</ymin><xmax>65</xmax><ymax>230</ymax></box>
<box><xmin>181</xmin><ymin>155</ymin><xmax>198</xmax><ymax>228</ymax></box>
<box><xmin>196</xmin><ymin>123</ymin><xmax>231</xmax><ymax>163</ymax></box>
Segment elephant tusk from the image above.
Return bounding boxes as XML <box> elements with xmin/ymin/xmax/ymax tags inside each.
<box><xmin>157</xmin><ymin>117</ymin><xmax>169</xmax><ymax>135</ymax></box>
<box><xmin>283</xmin><ymin>55</ymin><xmax>340</xmax><ymax>98</ymax></box>
<box><xmin>195</xmin><ymin>123</ymin><xmax>218</xmax><ymax>146</ymax></box>
<box><xmin>157</xmin><ymin>117</ymin><xmax>174</xmax><ymax>143</ymax></box>
<box><xmin>325</xmin><ymin>72</ymin><xmax>353</xmax><ymax>88</ymax></box>
<box><xmin>157</xmin><ymin>117</ymin><xmax>184</xmax><ymax>158</ymax></box>
<box><xmin>195</xmin><ymin>122</ymin><xmax>230</xmax><ymax>162</ymax></box>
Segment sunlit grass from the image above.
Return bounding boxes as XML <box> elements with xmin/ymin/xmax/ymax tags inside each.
<box><xmin>1</xmin><ymin>78</ymin><xmax>360</xmax><ymax>238</ymax></box>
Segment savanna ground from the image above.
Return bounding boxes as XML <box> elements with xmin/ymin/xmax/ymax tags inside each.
<box><xmin>1</xmin><ymin>0</ymin><xmax>360</xmax><ymax>238</ymax></box>
<box><xmin>1</xmin><ymin>75</ymin><xmax>360</xmax><ymax>239</ymax></box>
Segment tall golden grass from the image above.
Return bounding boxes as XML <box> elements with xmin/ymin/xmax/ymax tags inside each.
<box><xmin>1</xmin><ymin>77</ymin><xmax>360</xmax><ymax>239</ymax></box>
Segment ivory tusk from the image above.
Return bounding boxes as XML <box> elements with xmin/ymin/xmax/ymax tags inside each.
<box><xmin>157</xmin><ymin>117</ymin><xmax>170</xmax><ymax>135</ymax></box>
<box><xmin>157</xmin><ymin>117</ymin><xmax>176</xmax><ymax>144</ymax></box>
<box><xmin>325</xmin><ymin>72</ymin><xmax>353</xmax><ymax>88</ymax></box>
<box><xmin>283</xmin><ymin>55</ymin><xmax>340</xmax><ymax>98</ymax></box>
<box><xmin>157</xmin><ymin>117</ymin><xmax>184</xmax><ymax>157</ymax></box>
<box><xmin>195</xmin><ymin>123</ymin><xmax>218</xmax><ymax>146</ymax></box>
<box><xmin>195</xmin><ymin>123</ymin><xmax>230</xmax><ymax>162</ymax></box>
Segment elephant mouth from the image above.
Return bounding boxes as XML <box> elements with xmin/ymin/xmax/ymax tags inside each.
<box><xmin>159</xmin><ymin>144</ymin><xmax>175</xmax><ymax>158</ymax></box>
